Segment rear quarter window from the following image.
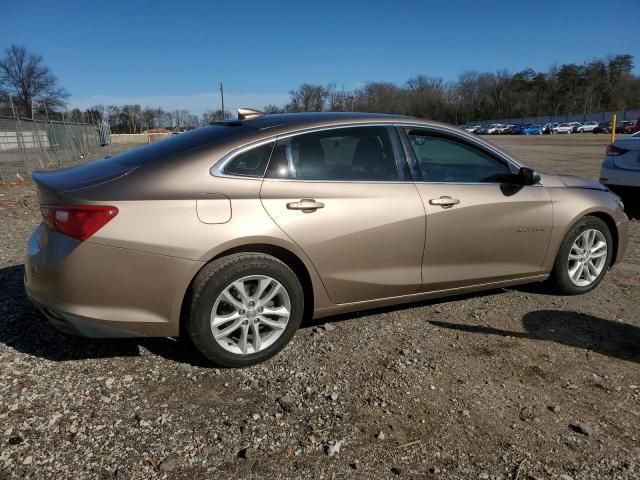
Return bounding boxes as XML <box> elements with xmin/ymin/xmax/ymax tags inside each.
<box><xmin>224</xmin><ymin>142</ymin><xmax>275</xmax><ymax>177</ymax></box>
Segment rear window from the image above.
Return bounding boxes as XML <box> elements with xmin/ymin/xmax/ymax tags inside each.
<box><xmin>110</xmin><ymin>124</ymin><xmax>257</xmax><ymax>167</ymax></box>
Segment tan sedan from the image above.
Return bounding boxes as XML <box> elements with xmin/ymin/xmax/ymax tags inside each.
<box><xmin>25</xmin><ymin>110</ymin><xmax>629</xmax><ymax>367</ymax></box>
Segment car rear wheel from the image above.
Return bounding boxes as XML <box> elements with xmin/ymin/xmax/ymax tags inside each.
<box><xmin>186</xmin><ymin>253</ymin><xmax>304</xmax><ymax>367</ymax></box>
<box><xmin>550</xmin><ymin>216</ymin><xmax>613</xmax><ymax>294</ymax></box>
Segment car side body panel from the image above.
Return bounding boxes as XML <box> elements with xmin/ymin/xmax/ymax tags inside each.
<box><xmin>414</xmin><ymin>183</ymin><xmax>553</xmax><ymax>290</ymax></box>
<box><xmin>260</xmin><ymin>179</ymin><xmax>425</xmax><ymax>303</ymax></box>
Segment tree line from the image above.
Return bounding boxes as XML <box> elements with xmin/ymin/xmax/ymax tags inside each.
<box><xmin>272</xmin><ymin>54</ymin><xmax>639</xmax><ymax>124</ymax></box>
<box><xmin>81</xmin><ymin>53</ymin><xmax>640</xmax><ymax>133</ymax></box>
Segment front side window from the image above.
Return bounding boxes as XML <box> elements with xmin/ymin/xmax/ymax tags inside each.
<box><xmin>224</xmin><ymin>141</ymin><xmax>274</xmax><ymax>177</ymax></box>
<box><xmin>405</xmin><ymin>129</ymin><xmax>510</xmax><ymax>183</ymax></box>
<box><xmin>265</xmin><ymin>126</ymin><xmax>399</xmax><ymax>181</ymax></box>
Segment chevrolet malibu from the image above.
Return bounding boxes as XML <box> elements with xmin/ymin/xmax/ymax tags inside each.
<box><xmin>25</xmin><ymin>110</ymin><xmax>629</xmax><ymax>367</ymax></box>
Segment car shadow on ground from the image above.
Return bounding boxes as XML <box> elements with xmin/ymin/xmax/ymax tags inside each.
<box><xmin>613</xmin><ymin>192</ymin><xmax>640</xmax><ymax>220</ymax></box>
<box><xmin>624</xmin><ymin>199</ymin><xmax>640</xmax><ymax>221</ymax></box>
<box><xmin>0</xmin><ymin>264</ymin><xmax>211</xmax><ymax>366</ymax></box>
<box><xmin>429</xmin><ymin>310</ymin><xmax>640</xmax><ymax>364</ymax></box>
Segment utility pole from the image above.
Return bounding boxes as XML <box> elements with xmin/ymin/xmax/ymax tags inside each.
<box><xmin>220</xmin><ymin>82</ymin><xmax>225</xmax><ymax>119</ymax></box>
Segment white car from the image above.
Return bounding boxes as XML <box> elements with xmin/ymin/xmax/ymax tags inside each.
<box><xmin>483</xmin><ymin>124</ymin><xmax>505</xmax><ymax>134</ymax></box>
<box><xmin>577</xmin><ymin>121</ymin><xmax>599</xmax><ymax>133</ymax></box>
<box><xmin>555</xmin><ymin>123</ymin><xmax>575</xmax><ymax>134</ymax></box>
<box><xmin>568</xmin><ymin>122</ymin><xmax>582</xmax><ymax>132</ymax></box>
<box><xmin>599</xmin><ymin>131</ymin><xmax>640</xmax><ymax>194</ymax></box>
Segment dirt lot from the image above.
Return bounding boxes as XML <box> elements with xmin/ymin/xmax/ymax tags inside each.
<box><xmin>0</xmin><ymin>135</ymin><xmax>638</xmax><ymax>480</ymax></box>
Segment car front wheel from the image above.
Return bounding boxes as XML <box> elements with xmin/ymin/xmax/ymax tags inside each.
<box><xmin>186</xmin><ymin>253</ymin><xmax>304</xmax><ymax>367</ymax></box>
<box><xmin>550</xmin><ymin>216</ymin><xmax>613</xmax><ymax>294</ymax></box>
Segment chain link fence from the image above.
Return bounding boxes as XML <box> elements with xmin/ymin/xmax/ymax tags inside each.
<box><xmin>0</xmin><ymin>97</ymin><xmax>112</xmax><ymax>184</ymax></box>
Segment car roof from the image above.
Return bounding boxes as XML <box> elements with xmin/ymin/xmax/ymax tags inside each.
<box><xmin>236</xmin><ymin>112</ymin><xmax>454</xmax><ymax>135</ymax></box>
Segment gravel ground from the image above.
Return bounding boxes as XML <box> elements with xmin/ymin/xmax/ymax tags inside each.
<box><xmin>0</xmin><ymin>136</ymin><xmax>639</xmax><ymax>480</ymax></box>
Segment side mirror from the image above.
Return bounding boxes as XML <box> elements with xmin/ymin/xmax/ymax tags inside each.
<box><xmin>518</xmin><ymin>167</ymin><xmax>541</xmax><ymax>185</ymax></box>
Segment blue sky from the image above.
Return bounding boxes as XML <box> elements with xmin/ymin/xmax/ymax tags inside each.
<box><xmin>1</xmin><ymin>0</ymin><xmax>638</xmax><ymax>114</ymax></box>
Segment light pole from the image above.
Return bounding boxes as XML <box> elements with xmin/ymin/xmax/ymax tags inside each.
<box><xmin>220</xmin><ymin>82</ymin><xmax>225</xmax><ymax>119</ymax></box>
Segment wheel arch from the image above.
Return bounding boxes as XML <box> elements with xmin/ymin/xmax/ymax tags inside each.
<box><xmin>179</xmin><ymin>243</ymin><xmax>317</xmax><ymax>336</ymax></box>
<box><xmin>544</xmin><ymin>203</ymin><xmax>622</xmax><ymax>276</ymax></box>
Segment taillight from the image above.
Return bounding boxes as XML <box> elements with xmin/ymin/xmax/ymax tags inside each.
<box><xmin>606</xmin><ymin>144</ymin><xmax>628</xmax><ymax>156</ymax></box>
<box><xmin>40</xmin><ymin>205</ymin><xmax>118</xmax><ymax>241</ymax></box>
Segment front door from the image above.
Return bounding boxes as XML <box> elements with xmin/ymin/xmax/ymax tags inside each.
<box><xmin>260</xmin><ymin>125</ymin><xmax>425</xmax><ymax>304</ymax></box>
<box><xmin>401</xmin><ymin>127</ymin><xmax>553</xmax><ymax>291</ymax></box>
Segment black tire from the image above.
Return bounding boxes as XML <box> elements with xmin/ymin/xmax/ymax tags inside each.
<box><xmin>186</xmin><ymin>253</ymin><xmax>304</xmax><ymax>367</ymax></box>
<box><xmin>550</xmin><ymin>215</ymin><xmax>613</xmax><ymax>295</ymax></box>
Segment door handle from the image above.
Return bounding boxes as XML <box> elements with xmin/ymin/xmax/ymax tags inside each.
<box><xmin>286</xmin><ymin>199</ymin><xmax>325</xmax><ymax>211</ymax></box>
<box><xmin>429</xmin><ymin>196</ymin><xmax>460</xmax><ymax>208</ymax></box>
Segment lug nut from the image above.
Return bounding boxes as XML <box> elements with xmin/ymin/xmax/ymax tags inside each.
<box><xmin>239</xmin><ymin>310</ymin><xmax>245</xmax><ymax>315</ymax></box>
<box><xmin>249</xmin><ymin>301</ymin><xmax>255</xmax><ymax>307</ymax></box>
<box><xmin>257</xmin><ymin>307</ymin><xmax>263</xmax><ymax>313</ymax></box>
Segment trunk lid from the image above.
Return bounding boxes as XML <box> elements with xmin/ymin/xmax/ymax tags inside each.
<box><xmin>611</xmin><ymin>137</ymin><xmax>640</xmax><ymax>171</ymax></box>
<box><xmin>33</xmin><ymin>159</ymin><xmax>135</xmax><ymax>193</ymax></box>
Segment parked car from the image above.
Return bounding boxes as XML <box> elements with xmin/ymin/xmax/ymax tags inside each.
<box><xmin>501</xmin><ymin>124</ymin><xmax>519</xmax><ymax>134</ymax></box>
<box><xmin>593</xmin><ymin>122</ymin><xmax>612</xmax><ymax>134</ymax></box>
<box><xmin>569</xmin><ymin>122</ymin><xmax>583</xmax><ymax>133</ymax></box>
<box><xmin>497</xmin><ymin>124</ymin><xmax>514</xmax><ymax>134</ymax></box>
<box><xmin>510</xmin><ymin>124</ymin><xmax>529</xmax><ymax>135</ymax></box>
<box><xmin>460</xmin><ymin>125</ymin><xmax>481</xmax><ymax>133</ymax></box>
<box><xmin>615</xmin><ymin>121</ymin><xmax>636</xmax><ymax>134</ymax></box>
<box><xmin>599</xmin><ymin>131</ymin><xmax>640</xmax><ymax>197</ymax></box>
<box><xmin>577</xmin><ymin>121</ymin><xmax>599</xmax><ymax>133</ymax></box>
<box><xmin>25</xmin><ymin>110</ymin><xmax>629</xmax><ymax>367</ymax></box>
<box><xmin>555</xmin><ymin>123</ymin><xmax>576</xmax><ymax>134</ymax></box>
<box><xmin>477</xmin><ymin>124</ymin><xmax>505</xmax><ymax>135</ymax></box>
<box><xmin>523</xmin><ymin>124</ymin><xmax>545</xmax><ymax>135</ymax></box>
<box><xmin>544</xmin><ymin>123</ymin><xmax>559</xmax><ymax>134</ymax></box>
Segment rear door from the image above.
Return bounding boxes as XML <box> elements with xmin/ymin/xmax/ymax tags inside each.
<box><xmin>400</xmin><ymin>127</ymin><xmax>553</xmax><ymax>291</ymax></box>
<box><xmin>260</xmin><ymin>125</ymin><xmax>425</xmax><ymax>304</ymax></box>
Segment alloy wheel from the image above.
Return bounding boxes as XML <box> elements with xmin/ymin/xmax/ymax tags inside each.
<box><xmin>210</xmin><ymin>275</ymin><xmax>291</xmax><ymax>355</ymax></box>
<box><xmin>567</xmin><ymin>229</ymin><xmax>608</xmax><ymax>287</ymax></box>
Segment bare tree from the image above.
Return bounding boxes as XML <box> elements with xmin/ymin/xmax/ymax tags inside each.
<box><xmin>263</xmin><ymin>104</ymin><xmax>284</xmax><ymax>114</ymax></box>
<box><xmin>0</xmin><ymin>44</ymin><xmax>69</xmax><ymax>116</ymax></box>
<box><xmin>287</xmin><ymin>84</ymin><xmax>328</xmax><ymax>112</ymax></box>
<box><xmin>142</xmin><ymin>107</ymin><xmax>163</xmax><ymax>130</ymax></box>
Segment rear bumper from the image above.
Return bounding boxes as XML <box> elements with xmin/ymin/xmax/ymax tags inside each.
<box><xmin>24</xmin><ymin>224</ymin><xmax>203</xmax><ymax>338</ymax></box>
<box><xmin>27</xmin><ymin>293</ymin><xmax>143</xmax><ymax>338</ymax></box>
<box><xmin>600</xmin><ymin>167</ymin><xmax>640</xmax><ymax>188</ymax></box>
